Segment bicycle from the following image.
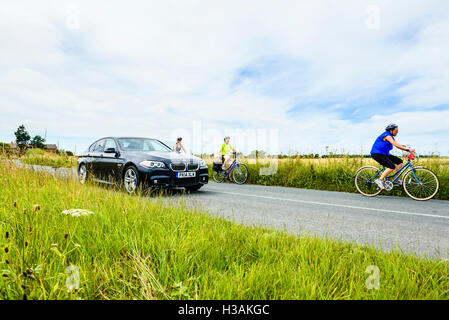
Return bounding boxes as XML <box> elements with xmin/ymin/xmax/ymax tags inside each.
<box><xmin>354</xmin><ymin>150</ymin><xmax>439</xmax><ymax>201</ymax></box>
<box><xmin>212</xmin><ymin>152</ymin><xmax>249</xmax><ymax>185</ymax></box>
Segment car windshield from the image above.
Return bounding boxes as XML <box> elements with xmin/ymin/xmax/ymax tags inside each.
<box><xmin>117</xmin><ymin>138</ymin><xmax>171</xmax><ymax>152</ymax></box>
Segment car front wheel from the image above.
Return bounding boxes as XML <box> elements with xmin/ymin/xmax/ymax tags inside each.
<box><xmin>124</xmin><ymin>165</ymin><xmax>140</xmax><ymax>194</ymax></box>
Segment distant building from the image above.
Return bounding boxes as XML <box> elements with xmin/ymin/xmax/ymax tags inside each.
<box><xmin>9</xmin><ymin>141</ymin><xmax>17</xmax><ymax>151</ymax></box>
<box><xmin>44</xmin><ymin>144</ymin><xmax>57</xmax><ymax>153</ymax></box>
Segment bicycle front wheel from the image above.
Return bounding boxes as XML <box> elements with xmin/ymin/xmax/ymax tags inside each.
<box><xmin>212</xmin><ymin>169</ymin><xmax>226</xmax><ymax>183</ymax></box>
<box><xmin>232</xmin><ymin>163</ymin><xmax>249</xmax><ymax>185</ymax></box>
<box><xmin>354</xmin><ymin>166</ymin><xmax>382</xmax><ymax>197</ymax></box>
<box><xmin>403</xmin><ymin>168</ymin><xmax>439</xmax><ymax>201</ymax></box>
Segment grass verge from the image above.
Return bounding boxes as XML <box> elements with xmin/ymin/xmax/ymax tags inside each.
<box><xmin>1</xmin><ymin>162</ymin><xmax>448</xmax><ymax>299</ymax></box>
<box><xmin>11</xmin><ymin>148</ymin><xmax>77</xmax><ymax>168</ymax></box>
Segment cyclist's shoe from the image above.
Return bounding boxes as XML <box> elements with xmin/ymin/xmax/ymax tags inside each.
<box><xmin>374</xmin><ymin>179</ymin><xmax>385</xmax><ymax>190</ymax></box>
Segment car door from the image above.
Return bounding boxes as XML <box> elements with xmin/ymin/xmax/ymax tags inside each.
<box><xmin>98</xmin><ymin>138</ymin><xmax>121</xmax><ymax>182</ymax></box>
<box><xmin>82</xmin><ymin>142</ymin><xmax>96</xmax><ymax>174</ymax></box>
<box><xmin>90</xmin><ymin>139</ymin><xmax>106</xmax><ymax>179</ymax></box>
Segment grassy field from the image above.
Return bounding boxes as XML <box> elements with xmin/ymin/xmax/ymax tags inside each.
<box><xmin>207</xmin><ymin>156</ymin><xmax>449</xmax><ymax>200</ymax></box>
<box><xmin>19</xmin><ymin>149</ymin><xmax>77</xmax><ymax>168</ymax></box>
<box><xmin>1</xmin><ymin>162</ymin><xmax>448</xmax><ymax>300</ymax></box>
<box><xmin>0</xmin><ymin>148</ymin><xmax>77</xmax><ymax>169</ymax></box>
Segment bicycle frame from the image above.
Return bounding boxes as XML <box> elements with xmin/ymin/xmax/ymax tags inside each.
<box><xmin>369</xmin><ymin>159</ymin><xmax>422</xmax><ymax>185</ymax></box>
<box><xmin>222</xmin><ymin>154</ymin><xmax>238</xmax><ymax>175</ymax></box>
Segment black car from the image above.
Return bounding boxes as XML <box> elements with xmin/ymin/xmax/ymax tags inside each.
<box><xmin>77</xmin><ymin>137</ymin><xmax>208</xmax><ymax>193</ymax></box>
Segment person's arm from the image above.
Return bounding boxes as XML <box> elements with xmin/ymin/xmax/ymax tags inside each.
<box><xmin>181</xmin><ymin>144</ymin><xmax>187</xmax><ymax>153</ymax></box>
<box><xmin>385</xmin><ymin>136</ymin><xmax>410</xmax><ymax>152</ymax></box>
<box><xmin>172</xmin><ymin>144</ymin><xmax>177</xmax><ymax>151</ymax></box>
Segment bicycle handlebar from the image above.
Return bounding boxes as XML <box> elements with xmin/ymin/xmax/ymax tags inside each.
<box><xmin>408</xmin><ymin>149</ymin><xmax>416</xmax><ymax>160</ymax></box>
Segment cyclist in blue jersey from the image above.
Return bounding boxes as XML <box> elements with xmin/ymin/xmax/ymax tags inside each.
<box><xmin>371</xmin><ymin>124</ymin><xmax>411</xmax><ymax>190</ymax></box>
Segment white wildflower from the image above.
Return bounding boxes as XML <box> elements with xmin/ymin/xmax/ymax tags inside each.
<box><xmin>62</xmin><ymin>209</ymin><xmax>94</xmax><ymax>217</ymax></box>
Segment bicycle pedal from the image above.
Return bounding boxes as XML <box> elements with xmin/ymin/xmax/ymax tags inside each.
<box><xmin>384</xmin><ymin>180</ymin><xmax>394</xmax><ymax>191</ymax></box>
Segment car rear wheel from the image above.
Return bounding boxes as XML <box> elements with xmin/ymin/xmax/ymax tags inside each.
<box><xmin>124</xmin><ymin>165</ymin><xmax>140</xmax><ymax>194</ymax></box>
<box><xmin>78</xmin><ymin>164</ymin><xmax>88</xmax><ymax>184</ymax></box>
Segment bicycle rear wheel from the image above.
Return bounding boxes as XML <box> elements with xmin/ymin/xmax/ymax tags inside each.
<box><xmin>232</xmin><ymin>163</ymin><xmax>249</xmax><ymax>185</ymax></box>
<box><xmin>354</xmin><ymin>166</ymin><xmax>382</xmax><ymax>197</ymax></box>
<box><xmin>402</xmin><ymin>168</ymin><xmax>439</xmax><ymax>201</ymax></box>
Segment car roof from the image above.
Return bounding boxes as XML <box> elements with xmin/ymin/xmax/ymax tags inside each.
<box><xmin>93</xmin><ymin>137</ymin><xmax>158</xmax><ymax>141</ymax></box>
<box><xmin>89</xmin><ymin>137</ymin><xmax>158</xmax><ymax>146</ymax></box>
<box><xmin>114</xmin><ymin>137</ymin><xmax>157</xmax><ymax>139</ymax></box>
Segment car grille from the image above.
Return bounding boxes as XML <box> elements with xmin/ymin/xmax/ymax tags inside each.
<box><xmin>170</xmin><ymin>162</ymin><xmax>186</xmax><ymax>171</ymax></box>
<box><xmin>170</xmin><ymin>161</ymin><xmax>199</xmax><ymax>172</ymax></box>
<box><xmin>187</xmin><ymin>163</ymin><xmax>199</xmax><ymax>171</ymax></box>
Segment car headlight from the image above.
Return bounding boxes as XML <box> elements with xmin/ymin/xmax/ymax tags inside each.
<box><xmin>140</xmin><ymin>160</ymin><xmax>166</xmax><ymax>168</ymax></box>
<box><xmin>200</xmin><ymin>159</ymin><xmax>206</xmax><ymax>167</ymax></box>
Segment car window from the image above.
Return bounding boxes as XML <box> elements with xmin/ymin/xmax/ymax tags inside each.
<box><xmin>89</xmin><ymin>142</ymin><xmax>96</xmax><ymax>152</ymax></box>
<box><xmin>117</xmin><ymin>138</ymin><xmax>171</xmax><ymax>152</ymax></box>
<box><xmin>146</xmin><ymin>140</ymin><xmax>172</xmax><ymax>152</ymax></box>
<box><xmin>92</xmin><ymin>139</ymin><xmax>105</xmax><ymax>153</ymax></box>
<box><xmin>89</xmin><ymin>141</ymin><xmax>97</xmax><ymax>152</ymax></box>
<box><xmin>104</xmin><ymin>139</ymin><xmax>116</xmax><ymax>151</ymax></box>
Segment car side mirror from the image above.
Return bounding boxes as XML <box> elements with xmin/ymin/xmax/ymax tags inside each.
<box><xmin>104</xmin><ymin>147</ymin><xmax>117</xmax><ymax>154</ymax></box>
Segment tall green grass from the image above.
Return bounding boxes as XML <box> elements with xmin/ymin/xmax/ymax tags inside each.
<box><xmin>19</xmin><ymin>149</ymin><xmax>77</xmax><ymax>168</ymax></box>
<box><xmin>1</xmin><ymin>162</ymin><xmax>448</xmax><ymax>300</ymax></box>
<box><xmin>208</xmin><ymin>157</ymin><xmax>449</xmax><ymax>200</ymax></box>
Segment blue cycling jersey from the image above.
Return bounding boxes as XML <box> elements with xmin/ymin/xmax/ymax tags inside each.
<box><xmin>371</xmin><ymin>131</ymin><xmax>393</xmax><ymax>155</ymax></box>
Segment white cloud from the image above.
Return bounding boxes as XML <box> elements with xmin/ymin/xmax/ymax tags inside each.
<box><xmin>0</xmin><ymin>0</ymin><xmax>448</xmax><ymax>155</ymax></box>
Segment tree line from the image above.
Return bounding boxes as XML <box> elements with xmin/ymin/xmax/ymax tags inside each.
<box><xmin>4</xmin><ymin>125</ymin><xmax>73</xmax><ymax>156</ymax></box>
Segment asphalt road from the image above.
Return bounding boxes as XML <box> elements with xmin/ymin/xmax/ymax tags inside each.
<box><xmin>8</xmin><ymin>161</ymin><xmax>449</xmax><ymax>259</ymax></box>
<box><xmin>172</xmin><ymin>182</ymin><xmax>449</xmax><ymax>259</ymax></box>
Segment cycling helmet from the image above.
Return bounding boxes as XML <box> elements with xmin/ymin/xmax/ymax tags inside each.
<box><xmin>385</xmin><ymin>123</ymin><xmax>398</xmax><ymax>131</ymax></box>
<box><xmin>224</xmin><ymin>136</ymin><xmax>230</xmax><ymax>141</ymax></box>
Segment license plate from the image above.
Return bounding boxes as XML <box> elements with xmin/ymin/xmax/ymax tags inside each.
<box><xmin>176</xmin><ymin>172</ymin><xmax>196</xmax><ymax>178</ymax></box>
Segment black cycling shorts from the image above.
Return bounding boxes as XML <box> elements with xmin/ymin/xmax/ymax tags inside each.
<box><xmin>371</xmin><ymin>154</ymin><xmax>403</xmax><ymax>169</ymax></box>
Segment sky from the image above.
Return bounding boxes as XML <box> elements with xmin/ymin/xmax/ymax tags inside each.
<box><xmin>1</xmin><ymin>0</ymin><xmax>449</xmax><ymax>155</ymax></box>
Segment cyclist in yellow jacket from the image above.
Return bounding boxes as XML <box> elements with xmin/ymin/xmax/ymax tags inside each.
<box><xmin>220</xmin><ymin>136</ymin><xmax>237</xmax><ymax>171</ymax></box>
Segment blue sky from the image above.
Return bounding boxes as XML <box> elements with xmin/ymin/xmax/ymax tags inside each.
<box><xmin>1</xmin><ymin>0</ymin><xmax>449</xmax><ymax>155</ymax></box>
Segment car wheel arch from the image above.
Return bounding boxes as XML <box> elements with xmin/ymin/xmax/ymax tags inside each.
<box><xmin>77</xmin><ymin>161</ymin><xmax>87</xmax><ymax>172</ymax></box>
<box><xmin>122</xmin><ymin>162</ymin><xmax>138</xmax><ymax>178</ymax></box>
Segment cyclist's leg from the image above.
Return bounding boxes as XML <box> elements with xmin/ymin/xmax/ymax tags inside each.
<box><xmin>388</xmin><ymin>155</ymin><xmax>403</xmax><ymax>175</ymax></box>
<box><xmin>371</xmin><ymin>154</ymin><xmax>395</xmax><ymax>180</ymax></box>
<box><xmin>224</xmin><ymin>156</ymin><xmax>233</xmax><ymax>180</ymax></box>
<box><xmin>380</xmin><ymin>162</ymin><xmax>396</xmax><ymax>180</ymax></box>
<box><xmin>222</xmin><ymin>155</ymin><xmax>231</xmax><ymax>170</ymax></box>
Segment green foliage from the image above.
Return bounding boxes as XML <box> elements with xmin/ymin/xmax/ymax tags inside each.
<box><xmin>30</xmin><ymin>135</ymin><xmax>46</xmax><ymax>149</ymax></box>
<box><xmin>14</xmin><ymin>125</ymin><xmax>31</xmax><ymax>150</ymax></box>
<box><xmin>0</xmin><ymin>142</ymin><xmax>12</xmax><ymax>155</ymax></box>
<box><xmin>21</xmin><ymin>149</ymin><xmax>76</xmax><ymax>168</ymax></box>
<box><xmin>1</xmin><ymin>162</ymin><xmax>448</xmax><ymax>300</ymax></box>
<box><xmin>25</xmin><ymin>148</ymin><xmax>46</xmax><ymax>156</ymax></box>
